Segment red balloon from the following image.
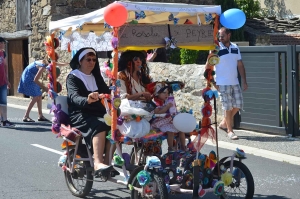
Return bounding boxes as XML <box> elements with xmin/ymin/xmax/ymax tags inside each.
<box><xmin>104</xmin><ymin>3</ymin><xmax>128</xmax><ymax>27</ymax></box>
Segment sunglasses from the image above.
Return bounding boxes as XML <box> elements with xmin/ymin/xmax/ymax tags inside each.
<box><xmin>85</xmin><ymin>58</ymin><xmax>97</xmax><ymax>62</ymax></box>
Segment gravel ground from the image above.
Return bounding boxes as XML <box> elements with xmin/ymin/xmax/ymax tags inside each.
<box><xmin>8</xmin><ymin>96</ymin><xmax>300</xmax><ymax>157</ymax></box>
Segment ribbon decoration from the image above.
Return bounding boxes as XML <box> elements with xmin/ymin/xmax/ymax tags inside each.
<box><xmin>111</xmin><ymin>27</ymin><xmax>119</xmax><ymax>141</ymax></box>
<box><xmin>135</xmin><ymin>11</ymin><xmax>146</xmax><ymax>20</ymax></box>
<box><xmin>168</xmin><ymin>13</ymin><xmax>179</xmax><ymax>25</ymax></box>
<box><xmin>104</xmin><ymin>22</ymin><xmax>112</xmax><ymax>29</ymax></box>
<box><xmin>58</xmin><ymin>30</ymin><xmax>66</xmax><ymax>40</ymax></box>
<box><xmin>111</xmin><ymin>36</ymin><xmax>119</xmax><ymax>49</ymax></box>
<box><xmin>205</xmin><ymin>13</ymin><xmax>213</xmax><ymax>24</ymax></box>
<box><xmin>193</xmin><ymin>17</ymin><xmax>221</xmax><ymax>150</ymax></box>
<box><xmin>76</xmin><ymin>25</ymin><xmax>83</xmax><ymax>30</ymax></box>
<box><xmin>44</xmin><ymin>33</ymin><xmax>58</xmax><ymax>98</ymax></box>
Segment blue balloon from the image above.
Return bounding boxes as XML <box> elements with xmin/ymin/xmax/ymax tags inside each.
<box><xmin>220</xmin><ymin>8</ymin><xmax>246</xmax><ymax>29</ymax></box>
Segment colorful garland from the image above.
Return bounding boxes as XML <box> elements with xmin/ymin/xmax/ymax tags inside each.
<box><xmin>195</xmin><ymin>15</ymin><xmax>220</xmax><ymax>151</ymax></box>
<box><xmin>44</xmin><ymin>32</ymin><xmax>62</xmax><ymax>99</ymax></box>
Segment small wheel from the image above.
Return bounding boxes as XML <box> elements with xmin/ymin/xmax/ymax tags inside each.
<box><xmin>130</xmin><ymin>166</ymin><xmax>168</xmax><ymax>199</ymax></box>
<box><xmin>64</xmin><ymin>150</ymin><xmax>93</xmax><ymax>198</ymax></box>
<box><xmin>220</xmin><ymin>160</ymin><xmax>254</xmax><ymax>199</ymax></box>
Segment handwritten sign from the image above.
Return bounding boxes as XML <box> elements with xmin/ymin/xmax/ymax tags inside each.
<box><xmin>118</xmin><ymin>24</ymin><xmax>214</xmax><ymax>47</ymax></box>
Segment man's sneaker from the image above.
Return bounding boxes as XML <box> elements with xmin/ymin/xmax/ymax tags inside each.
<box><xmin>2</xmin><ymin>120</ymin><xmax>15</xmax><ymax>128</ymax></box>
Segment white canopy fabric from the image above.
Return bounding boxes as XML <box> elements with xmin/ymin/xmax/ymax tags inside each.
<box><xmin>49</xmin><ymin>1</ymin><xmax>221</xmax><ymax>33</ymax></box>
<box><xmin>50</xmin><ymin>1</ymin><xmax>221</xmax><ymax>51</ymax></box>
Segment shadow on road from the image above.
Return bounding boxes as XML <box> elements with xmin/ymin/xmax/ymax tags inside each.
<box><xmin>238</xmin><ymin>135</ymin><xmax>298</xmax><ymax>143</ymax></box>
<box><xmin>12</xmin><ymin>122</ymin><xmax>52</xmax><ymax>132</ymax></box>
<box><xmin>86</xmin><ymin>188</ymin><xmax>130</xmax><ymax>199</ymax></box>
<box><xmin>254</xmin><ymin>194</ymin><xmax>291</xmax><ymax>199</ymax></box>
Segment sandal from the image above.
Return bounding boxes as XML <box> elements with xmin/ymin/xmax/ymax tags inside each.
<box><xmin>37</xmin><ymin>116</ymin><xmax>50</xmax><ymax>122</ymax></box>
<box><xmin>23</xmin><ymin>117</ymin><xmax>35</xmax><ymax>122</ymax></box>
<box><xmin>94</xmin><ymin>165</ymin><xmax>113</xmax><ymax>178</ymax></box>
<box><xmin>227</xmin><ymin>132</ymin><xmax>238</xmax><ymax>140</ymax></box>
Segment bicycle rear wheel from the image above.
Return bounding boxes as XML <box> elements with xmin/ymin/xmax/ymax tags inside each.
<box><xmin>220</xmin><ymin>160</ymin><xmax>254</xmax><ymax>199</ymax></box>
<box><xmin>64</xmin><ymin>149</ymin><xmax>93</xmax><ymax>198</ymax></box>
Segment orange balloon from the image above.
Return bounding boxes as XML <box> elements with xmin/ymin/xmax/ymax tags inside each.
<box><xmin>104</xmin><ymin>3</ymin><xmax>128</xmax><ymax>27</ymax></box>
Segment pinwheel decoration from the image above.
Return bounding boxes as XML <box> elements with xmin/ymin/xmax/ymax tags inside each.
<box><xmin>165</xmin><ymin>37</ymin><xmax>177</xmax><ymax>49</ymax></box>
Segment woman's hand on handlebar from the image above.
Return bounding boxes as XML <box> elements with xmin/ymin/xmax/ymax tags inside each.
<box><xmin>87</xmin><ymin>92</ymin><xmax>100</xmax><ymax>104</ymax></box>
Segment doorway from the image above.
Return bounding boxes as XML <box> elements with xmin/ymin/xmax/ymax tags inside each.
<box><xmin>7</xmin><ymin>39</ymin><xmax>29</xmax><ymax>97</ymax></box>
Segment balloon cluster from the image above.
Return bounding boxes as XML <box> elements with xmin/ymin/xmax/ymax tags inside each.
<box><xmin>44</xmin><ymin>33</ymin><xmax>62</xmax><ymax>99</ymax></box>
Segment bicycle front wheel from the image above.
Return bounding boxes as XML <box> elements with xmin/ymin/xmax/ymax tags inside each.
<box><xmin>130</xmin><ymin>166</ymin><xmax>168</xmax><ymax>199</ymax></box>
<box><xmin>220</xmin><ymin>160</ymin><xmax>254</xmax><ymax>199</ymax></box>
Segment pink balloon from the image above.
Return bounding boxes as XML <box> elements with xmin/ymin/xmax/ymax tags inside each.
<box><xmin>104</xmin><ymin>3</ymin><xmax>128</xmax><ymax>27</ymax></box>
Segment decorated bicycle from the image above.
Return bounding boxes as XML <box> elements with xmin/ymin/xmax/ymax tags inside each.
<box><xmin>47</xmin><ymin>1</ymin><xmax>254</xmax><ymax>199</ymax></box>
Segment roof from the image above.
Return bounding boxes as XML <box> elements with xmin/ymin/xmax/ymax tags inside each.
<box><xmin>245</xmin><ymin>17</ymin><xmax>300</xmax><ymax>45</ymax></box>
<box><xmin>246</xmin><ymin>17</ymin><xmax>300</xmax><ymax>34</ymax></box>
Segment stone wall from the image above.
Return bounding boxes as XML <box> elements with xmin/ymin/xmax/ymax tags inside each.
<box><xmin>30</xmin><ymin>0</ymin><xmax>52</xmax><ymax>61</ymax></box>
<box><xmin>54</xmin><ymin>59</ymin><xmax>223</xmax><ymax>123</ymax></box>
<box><xmin>148</xmin><ymin>62</ymin><xmax>223</xmax><ymax>123</ymax></box>
<box><xmin>0</xmin><ymin>1</ymin><xmax>16</xmax><ymax>32</ymax></box>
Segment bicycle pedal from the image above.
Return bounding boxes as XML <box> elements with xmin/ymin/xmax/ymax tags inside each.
<box><xmin>110</xmin><ymin>170</ymin><xmax>120</xmax><ymax>177</ymax></box>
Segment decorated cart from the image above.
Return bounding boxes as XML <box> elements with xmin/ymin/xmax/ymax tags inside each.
<box><xmin>46</xmin><ymin>1</ymin><xmax>253</xmax><ymax>199</ymax></box>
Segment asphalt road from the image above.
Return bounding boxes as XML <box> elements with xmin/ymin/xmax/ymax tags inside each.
<box><xmin>0</xmin><ymin>106</ymin><xmax>300</xmax><ymax>199</ymax></box>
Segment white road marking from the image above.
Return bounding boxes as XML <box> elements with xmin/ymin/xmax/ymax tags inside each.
<box><xmin>8</xmin><ymin>103</ymin><xmax>50</xmax><ymax>114</ymax></box>
<box><xmin>31</xmin><ymin>144</ymin><xmax>64</xmax><ymax>155</ymax></box>
<box><xmin>205</xmin><ymin>140</ymin><xmax>300</xmax><ymax>166</ymax></box>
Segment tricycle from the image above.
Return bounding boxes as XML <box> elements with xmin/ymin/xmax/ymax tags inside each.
<box><xmin>46</xmin><ymin>1</ymin><xmax>254</xmax><ymax>199</ymax></box>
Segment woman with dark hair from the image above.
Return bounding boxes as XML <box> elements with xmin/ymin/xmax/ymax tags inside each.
<box><xmin>66</xmin><ymin>47</ymin><xmax>117</xmax><ymax>176</ymax></box>
<box><xmin>118</xmin><ymin>50</ymin><xmax>152</xmax><ymax>100</ymax></box>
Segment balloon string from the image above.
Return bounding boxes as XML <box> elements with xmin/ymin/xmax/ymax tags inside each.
<box><xmin>118</xmin><ymin>23</ymin><xmax>129</xmax><ymax>39</ymax></box>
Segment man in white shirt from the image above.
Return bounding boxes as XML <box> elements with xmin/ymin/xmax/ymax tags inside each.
<box><xmin>210</xmin><ymin>27</ymin><xmax>248</xmax><ymax>140</ymax></box>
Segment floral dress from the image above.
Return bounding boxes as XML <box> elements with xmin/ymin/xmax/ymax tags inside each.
<box><xmin>151</xmin><ymin>100</ymin><xmax>178</xmax><ymax>133</ymax></box>
<box><xmin>18</xmin><ymin>61</ymin><xmax>46</xmax><ymax>97</ymax></box>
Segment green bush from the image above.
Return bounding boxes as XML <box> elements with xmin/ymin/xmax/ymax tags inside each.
<box><xmin>180</xmin><ymin>49</ymin><xmax>199</xmax><ymax>64</ymax></box>
<box><xmin>167</xmin><ymin>48</ymin><xmax>181</xmax><ymax>65</ymax></box>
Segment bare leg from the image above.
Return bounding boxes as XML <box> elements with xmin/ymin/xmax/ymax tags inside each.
<box><xmin>225</xmin><ymin>108</ymin><xmax>239</xmax><ymax>133</ymax></box>
<box><xmin>24</xmin><ymin>96</ymin><xmax>39</xmax><ymax>118</ymax></box>
<box><xmin>178</xmin><ymin>132</ymin><xmax>186</xmax><ymax>150</ymax></box>
<box><xmin>167</xmin><ymin>132</ymin><xmax>175</xmax><ymax>150</ymax></box>
<box><xmin>36</xmin><ymin>96</ymin><xmax>43</xmax><ymax>118</ymax></box>
<box><xmin>104</xmin><ymin>141</ymin><xmax>116</xmax><ymax>165</ymax></box>
<box><xmin>92</xmin><ymin>131</ymin><xmax>107</xmax><ymax>170</ymax></box>
<box><xmin>0</xmin><ymin>106</ymin><xmax>7</xmax><ymax>121</ymax></box>
<box><xmin>219</xmin><ymin>108</ymin><xmax>239</xmax><ymax>131</ymax></box>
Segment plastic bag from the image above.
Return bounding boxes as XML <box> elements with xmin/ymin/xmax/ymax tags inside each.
<box><xmin>120</xmin><ymin>99</ymin><xmax>154</xmax><ymax>116</ymax></box>
<box><xmin>118</xmin><ymin>118</ymin><xmax>150</xmax><ymax>138</ymax></box>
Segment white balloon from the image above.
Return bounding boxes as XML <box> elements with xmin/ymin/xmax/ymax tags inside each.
<box><xmin>173</xmin><ymin>113</ymin><xmax>197</xmax><ymax>133</ymax></box>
